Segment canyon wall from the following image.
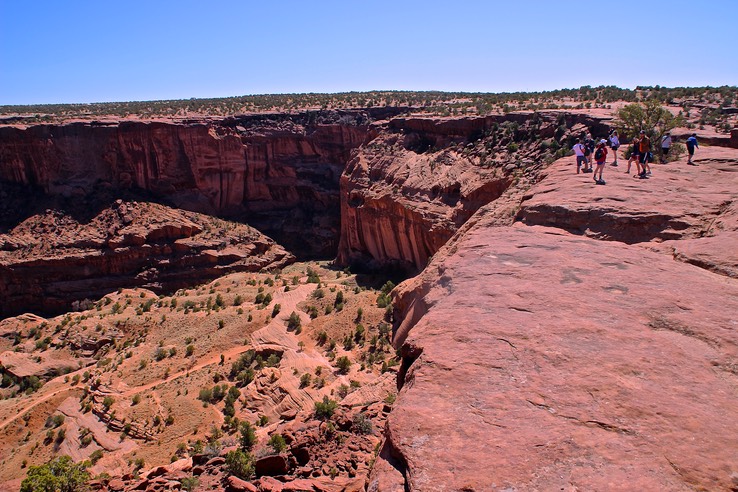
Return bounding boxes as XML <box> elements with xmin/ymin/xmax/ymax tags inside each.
<box><xmin>0</xmin><ymin>110</ymin><xmax>394</xmax><ymax>258</ymax></box>
<box><xmin>337</xmin><ymin>112</ymin><xmax>610</xmax><ymax>272</ymax></box>
<box><xmin>0</xmin><ymin>201</ymin><xmax>293</xmax><ymax>317</ymax></box>
<box><xmin>372</xmin><ymin>145</ymin><xmax>738</xmax><ymax>491</ymax></box>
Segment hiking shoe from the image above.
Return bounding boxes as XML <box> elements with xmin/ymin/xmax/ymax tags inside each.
<box><xmin>597</xmin><ymin>179</ymin><xmax>606</xmax><ymax>185</ymax></box>
<box><xmin>611</xmin><ymin>162</ymin><xmax>618</xmax><ymax>167</ymax></box>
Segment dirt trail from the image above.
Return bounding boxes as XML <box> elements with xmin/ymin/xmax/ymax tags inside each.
<box><xmin>0</xmin><ymin>284</ymin><xmax>316</xmax><ymax>431</ymax></box>
<box><xmin>0</xmin><ymin>367</ymin><xmax>87</xmax><ymax>431</ymax></box>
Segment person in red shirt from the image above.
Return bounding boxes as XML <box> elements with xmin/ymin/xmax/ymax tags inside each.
<box><xmin>638</xmin><ymin>130</ymin><xmax>651</xmax><ymax>178</ymax></box>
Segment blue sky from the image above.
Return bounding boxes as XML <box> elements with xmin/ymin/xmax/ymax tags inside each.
<box><xmin>1</xmin><ymin>0</ymin><xmax>736</xmax><ymax>105</ymax></box>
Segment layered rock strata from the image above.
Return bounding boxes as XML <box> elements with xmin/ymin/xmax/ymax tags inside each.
<box><xmin>0</xmin><ymin>201</ymin><xmax>292</xmax><ymax>317</ymax></box>
<box><xmin>375</xmin><ymin>147</ymin><xmax>738</xmax><ymax>490</ymax></box>
<box><xmin>0</xmin><ymin>111</ymin><xmax>389</xmax><ymax>257</ymax></box>
<box><xmin>337</xmin><ymin>112</ymin><xmax>610</xmax><ymax>272</ymax></box>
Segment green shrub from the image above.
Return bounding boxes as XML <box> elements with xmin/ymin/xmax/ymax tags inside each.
<box><xmin>181</xmin><ymin>476</ymin><xmax>199</xmax><ymax>492</ymax></box>
<box><xmin>226</xmin><ymin>450</ymin><xmax>254</xmax><ymax>479</ymax></box>
<box><xmin>239</xmin><ymin>422</ymin><xmax>257</xmax><ymax>450</ymax></box>
<box><xmin>271</xmin><ymin>303</ymin><xmax>281</xmax><ymax>318</ymax></box>
<box><xmin>268</xmin><ymin>433</ymin><xmax>286</xmax><ymax>453</ymax></box>
<box><xmin>287</xmin><ymin>312</ymin><xmax>301</xmax><ymax>331</ymax></box>
<box><xmin>314</xmin><ymin>396</ymin><xmax>338</xmax><ymax>420</ymax></box>
<box><xmin>20</xmin><ymin>456</ymin><xmax>89</xmax><ymax>492</ymax></box>
<box><xmin>336</xmin><ymin>356</ymin><xmax>352</xmax><ymax>374</ymax></box>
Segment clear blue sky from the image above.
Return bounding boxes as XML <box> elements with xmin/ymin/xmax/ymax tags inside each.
<box><xmin>1</xmin><ymin>0</ymin><xmax>736</xmax><ymax>105</ymax></box>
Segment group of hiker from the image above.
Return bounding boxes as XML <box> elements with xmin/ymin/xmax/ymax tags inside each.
<box><xmin>572</xmin><ymin>130</ymin><xmax>699</xmax><ymax>185</ymax></box>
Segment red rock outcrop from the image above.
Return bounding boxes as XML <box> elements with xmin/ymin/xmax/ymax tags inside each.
<box><xmin>374</xmin><ymin>146</ymin><xmax>738</xmax><ymax>490</ymax></box>
<box><xmin>0</xmin><ymin>200</ymin><xmax>292</xmax><ymax>317</ymax></box>
<box><xmin>336</xmin><ymin>112</ymin><xmax>611</xmax><ymax>272</ymax></box>
<box><xmin>0</xmin><ymin>111</ymin><xmax>382</xmax><ymax>257</ymax></box>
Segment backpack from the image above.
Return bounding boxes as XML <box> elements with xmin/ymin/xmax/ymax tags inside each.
<box><xmin>594</xmin><ymin>147</ymin><xmax>605</xmax><ymax>160</ymax></box>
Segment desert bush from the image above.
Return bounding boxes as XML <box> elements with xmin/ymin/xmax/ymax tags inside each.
<box><xmin>239</xmin><ymin>421</ymin><xmax>257</xmax><ymax>450</ymax></box>
<box><xmin>314</xmin><ymin>396</ymin><xmax>338</xmax><ymax>419</ymax></box>
<box><xmin>352</xmin><ymin>413</ymin><xmax>373</xmax><ymax>434</ymax></box>
<box><xmin>20</xmin><ymin>456</ymin><xmax>89</xmax><ymax>492</ymax></box>
<box><xmin>225</xmin><ymin>449</ymin><xmax>254</xmax><ymax>480</ymax></box>
<box><xmin>287</xmin><ymin>312</ymin><xmax>301</xmax><ymax>331</ymax></box>
<box><xmin>336</xmin><ymin>356</ymin><xmax>352</xmax><ymax>374</ymax></box>
<box><xmin>268</xmin><ymin>433</ymin><xmax>286</xmax><ymax>453</ymax></box>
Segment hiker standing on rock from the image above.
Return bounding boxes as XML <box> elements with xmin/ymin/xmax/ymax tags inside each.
<box><xmin>627</xmin><ymin>136</ymin><xmax>640</xmax><ymax>174</ymax></box>
<box><xmin>638</xmin><ymin>130</ymin><xmax>651</xmax><ymax>178</ymax></box>
<box><xmin>573</xmin><ymin>138</ymin><xmax>588</xmax><ymax>174</ymax></box>
<box><xmin>686</xmin><ymin>133</ymin><xmax>699</xmax><ymax>165</ymax></box>
<box><xmin>584</xmin><ymin>134</ymin><xmax>595</xmax><ymax>171</ymax></box>
<box><xmin>660</xmin><ymin>132</ymin><xmax>672</xmax><ymax>163</ymax></box>
<box><xmin>609</xmin><ymin>130</ymin><xmax>620</xmax><ymax>166</ymax></box>
<box><xmin>593</xmin><ymin>139</ymin><xmax>608</xmax><ymax>185</ymax></box>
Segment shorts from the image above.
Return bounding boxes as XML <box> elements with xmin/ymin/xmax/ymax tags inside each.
<box><xmin>631</xmin><ymin>151</ymin><xmax>640</xmax><ymax>159</ymax></box>
<box><xmin>661</xmin><ymin>147</ymin><xmax>670</xmax><ymax>155</ymax></box>
<box><xmin>595</xmin><ymin>160</ymin><xmax>606</xmax><ymax>167</ymax></box>
<box><xmin>687</xmin><ymin>145</ymin><xmax>695</xmax><ymax>155</ymax></box>
<box><xmin>640</xmin><ymin>152</ymin><xmax>650</xmax><ymax>164</ymax></box>
<box><xmin>611</xmin><ymin>144</ymin><xmax>620</xmax><ymax>151</ymax></box>
<box><xmin>576</xmin><ymin>156</ymin><xmax>588</xmax><ymax>167</ymax></box>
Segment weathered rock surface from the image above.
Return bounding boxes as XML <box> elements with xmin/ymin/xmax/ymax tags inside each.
<box><xmin>336</xmin><ymin>112</ymin><xmax>611</xmax><ymax>272</ymax></box>
<box><xmin>375</xmin><ymin>146</ymin><xmax>738</xmax><ymax>490</ymax></box>
<box><xmin>518</xmin><ymin>146</ymin><xmax>738</xmax><ymax>276</ymax></box>
<box><xmin>0</xmin><ymin>111</ymin><xmax>389</xmax><ymax>257</ymax></box>
<box><xmin>0</xmin><ymin>200</ymin><xmax>292</xmax><ymax>317</ymax></box>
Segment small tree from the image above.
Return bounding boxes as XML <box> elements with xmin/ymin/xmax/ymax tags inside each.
<box><xmin>336</xmin><ymin>356</ymin><xmax>352</xmax><ymax>374</ymax></box>
<box><xmin>314</xmin><ymin>396</ymin><xmax>338</xmax><ymax>420</ymax></box>
<box><xmin>225</xmin><ymin>449</ymin><xmax>254</xmax><ymax>480</ymax></box>
<box><xmin>287</xmin><ymin>312</ymin><xmax>301</xmax><ymax>331</ymax></box>
<box><xmin>268</xmin><ymin>433</ymin><xmax>287</xmax><ymax>453</ymax></box>
<box><xmin>20</xmin><ymin>456</ymin><xmax>90</xmax><ymax>492</ymax></box>
<box><xmin>239</xmin><ymin>421</ymin><xmax>257</xmax><ymax>451</ymax></box>
<box><xmin>615</xmin><ymin>99</ymin><xmax>685</xmax><ymax>142</ymax></box>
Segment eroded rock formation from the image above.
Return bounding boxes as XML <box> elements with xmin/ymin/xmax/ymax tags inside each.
<box><xmin>337</xmin><ymin>112</ymin><xmax>610</xmax><ymax>272</ymax></box>
<box><xmin>0</xmin><ymin>111</ymin><xmax>393</xmax><ymax>258</ymax></box>
<box><xmin>0</xmin><ymin>200</ymin><xmax>292</xmax><ymax>317</ymax></box>
<box><xmin>376</xmin><ymin>146</ymin><xmax>738</xmax><ymax>491</ymax></box>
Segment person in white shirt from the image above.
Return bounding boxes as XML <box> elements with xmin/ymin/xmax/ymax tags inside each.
<box><xmin>609</xmin><ymin>130</ymin><xmax>620</xmax><ymax>166</ymax></box>
<box><xmin>572</xmin><ymin>139</ymin><xmax>588</xmax><ymax>174</ymax></box>
<box><xmin>660</xmin><ymin>132</ymin><xmax>672</xmax><ymax>163</ymax></box>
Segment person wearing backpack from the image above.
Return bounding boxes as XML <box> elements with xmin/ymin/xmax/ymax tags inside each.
<box><xmin>627</xmin><ymin>136</ymin><xmax>640</xmax><ymax>174</ymax></box>
<box><xmin>593</xmin><ymin>139</ymin><xmax>608</xmax><ymax>185</ymax></box>
<box><xmin>609</xmin><ymin>130</ymin><xmax>620</xmax><ymax>166</ymax></box>
<box><xmin>686</xmin><ymin>133</ymin><xmax>699</xmax><ymax>165</ymax></box>
<box><xmin>660</xmin><ymin>132</ymin><xmax>672</xmax><ymax>163</ymax></box>
<box><xmin>637</xmin><ymin>130</ymin><xmax>651</xmax><ymax>178</ymax></box>
<box><xmin>583</xmin><ymin>134</ymin><xmax>595</xmax><ymax>172</ymax></box>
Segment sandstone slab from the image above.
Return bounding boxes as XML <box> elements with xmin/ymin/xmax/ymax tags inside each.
<box><xmin>380</xmin><ymin>224</ymin><xmax>738</xmax><ymax>491</ymax></box>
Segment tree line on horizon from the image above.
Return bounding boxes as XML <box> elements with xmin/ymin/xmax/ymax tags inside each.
<box><xmin>1</xmin><ymin>85</ymin><xmax>736</xmax><ymax>131</ymax></box>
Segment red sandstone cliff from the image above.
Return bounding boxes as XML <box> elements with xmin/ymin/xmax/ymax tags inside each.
<box><xmin>0</xmin><ymin>112</ymin><xmax>374</xmax><ymax>258</ymax></box>
<box><xmin>373</xmin><ymin>145</ymin><xmax>738</xmax><ymax>491</ymax></box>
<box><xmin>0</xmin><ymin>200</ymin><xmax>292</xmax><ymax>318</ymax></box>
<box><xmin>336</xmin><ymin>112</ymin><xmax>611</xmax><ymax>272</ymax></box>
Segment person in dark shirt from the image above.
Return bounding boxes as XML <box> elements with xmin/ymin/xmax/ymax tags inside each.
<box><xmin>686</xmin><ymin>133</ymin><xmax>699</xmax><ymax>165</ymax></box>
